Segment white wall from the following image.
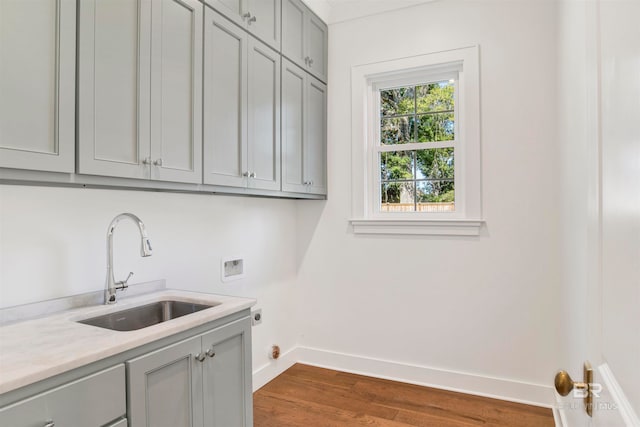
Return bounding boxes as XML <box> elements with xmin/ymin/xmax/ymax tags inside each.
<box><xmin>0</xmin><ymin>185</ymin><xmax>301</xmax><ymax>375</ymax></box>
<box><xmin>296</xmin><ymin>0</ymin><xmax>562</xmax><ymax>405</ymax></box>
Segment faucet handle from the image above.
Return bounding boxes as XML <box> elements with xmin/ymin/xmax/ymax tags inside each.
<box><xmin>116</xmin><ymin>272</ymin><xmax>134</xmax><ymax>290</ymax></box>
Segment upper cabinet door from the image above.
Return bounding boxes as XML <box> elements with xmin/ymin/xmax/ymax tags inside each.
<box><xmin>282</xmin><ymin>59</ymin><xmax>327</xmax><ymax>195</ymax></box>
<box><xmin>204</xmin><ymin>0</ymin><xmax>280</xmax><ymax>51</ymax></box>
<box><xmin>150</xmin><ymin>0</ymin><xmax>203</xmax><ymax>184</ymax></box>
<box><xmin>281</xmin><ymin>0</ymin><xmax>305</xmax><ymax>70</ymax></box>
<box><xmin>204</xmin><ymin>0</ymin><xmax>243</xmax><ymax>27</ymax></box>
<box><xmin>0</xmin><ymin>0</ymin><xmax>76</xmax><ymax>173</ymax></box>
<box><xmin>247</xmin><ymin>38</ymin><xmax>280</xmax><ymax>191</ymax></box>
<box><xmin>77</xmin><ymin>0</ymin><xmax>151</xmax><ymax>179</ymax></box>
<box><xmin>281</xmin><ymin>59</ymin><xmax>307</xmax><ymax>194</ymax></box>
<box><xmin>203</xmin><ymin>7</ymin><xmax>248</xmax><ymax>187</ymax></box>
<box><xmin>306</xmin><ymin>13</ymin><xmax>328</xmax><ymax>83</ymax></box>
<box><xmin>305</xmin><ymin>75</ymin><xmax>327</xmax><ymax>195</ymax></box>
<box><xmin>245</xmin><ymin>0</ymin><xmax>280</xmax><ymax>51</ymax></box>
<box><xmin>282</xmin><ymin>0</ymin><xmax>327</xmax><ymax>83</ymax></box>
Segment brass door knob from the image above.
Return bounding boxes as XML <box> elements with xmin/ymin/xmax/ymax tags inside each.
<box><xmin>554</xmin><ymin>370</ymin><xmax>587</xmax><ymax>396</ymax></box>
<box><xmin>554</xmin><ymin>362</ymin><xmax>594</xmax><ymax>417</ymax></box>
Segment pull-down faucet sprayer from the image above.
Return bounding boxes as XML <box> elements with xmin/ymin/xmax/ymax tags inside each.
<box><xmin>105</xmin><ymin>213</ymin><xmax>153</xmax><ymax>304</ymax></box>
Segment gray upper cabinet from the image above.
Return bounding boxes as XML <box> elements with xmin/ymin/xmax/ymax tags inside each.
<box><xmin>204</xmin><ymin>0</ymin><xmax>281</xmax><ymax>51</ymax></box>
<box><xmin>282</xmin><ymin>59</ymin><xmax>327</xmax><ymax>195</ymax></box>
<box><xmin>0</xmin><ymin>0</ymin><xmax>76</xmax><ymax>173</ymax></box>
<box><xmin>204</xmin><ymin>7</ymin><xmax>280</xmax><ymax>191</ymax></box>
<box><xmin>282</xmin><ymin>0</ymin><xmax>327</xmax><ymax>83</ymax></box>
<box><xmin>203</xmin><ymin>9</ymin><xmax>248</xmax><ymax>188</ymax></box>
<box><xmin>77</xmin><ymin>0</ymin><xmax>151</xmax><ymax>180</ymax></box>
<box><xmin>247</xmin><ymin>38</ymin><xmax>281</xmax><ymax>191</ymax></box>
<box><xmin>127</xmin><ymin>318</ymin><xmax>253</xmax><ymax>427</ymax></box>
<box><xmin>78</xmin><ymin>0</ymin><xmax>202</xmax><ymax>184</ymax></box>
<box><xmin>150</xmin><ymin>0</ymin><xmax>203</xmax><ymax>184</ymax></box>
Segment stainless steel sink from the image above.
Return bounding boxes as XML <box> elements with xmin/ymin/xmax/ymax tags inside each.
<box><xmin>78</xmin><ymin>300</ymin><xmax>217</xmax><ymax>331</ymax></box>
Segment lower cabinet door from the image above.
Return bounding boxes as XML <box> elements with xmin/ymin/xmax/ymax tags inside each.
<box><xmin>201</xmin><ymin>318</ymin><xmax>253</xmax><ymax>427</ymax></box>
<box><xmin>127</xmin><ymin>336</ymin><xmax>204</xmax><ymax>427</ymax></box>
<box><xmin>0</xmin><ymin>364</ymin><xmax>125</xmax><ymax>427</ymax></box>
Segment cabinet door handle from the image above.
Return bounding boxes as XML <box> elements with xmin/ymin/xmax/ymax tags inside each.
<box><xmin>304</xmin><ymin>56</ymin><xmax>310</xmax><ymax>66</ymax></box>
<box><xmin>242</xmin><ymin>12</ymin><xmax>251</xmax><ymax>19</ymax></box>
<box><xmin>206</xmin><ymin>348</ymin><xmax>216</xmax><ymax>358</ymax></box>
<box><xmin>153</xmin><ymin>158</ymin><xmax>163</xmax><ymax>167</ymax></box>
<box><xmin>248</xmin><ymin>15</ymin><xmax>257</xmax><ymax>24</ymax></box>
<box><xmin>43</xmin><ymin>421</ymin><xmax>55</xmax><ymax>427</ymax></box>
<box><xmin>195</xmin><ymin>352</ymin><xmax>206</xmax><ymax>362</ymax></box>
<box><xmin>249</xmin><ymin>172</ymin><xmax>256</xmax><ymax>178</ymax></box>
<box><xmin>142</xmin><ymin>157</ymin><xmax>151</xmax><ymax>165</ymax></box>
<box><xmin>243</xmin><ymin>171</ymin><xmax>249</xmax><ymax>177</ymax></box>
<box><xmin>308</xmin><ymin>57</ymin><xmax>314</xmax><ymax>67</ymax></box>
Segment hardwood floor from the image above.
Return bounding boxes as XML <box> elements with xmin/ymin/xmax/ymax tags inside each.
<box><xmin>254</xmin><ymin>364</ymin><xmax>555</xmax><ymax>427</ymax></box>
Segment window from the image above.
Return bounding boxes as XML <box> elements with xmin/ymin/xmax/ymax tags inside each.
<box><xmin>377</xmin><ymin>79</ymin><xmax>456</xmax><ymax>213</ymax></box>
<box><xmin>350</xmin><ymin>46</ymin><xmax>483</xmax><ymax>235</ymax></box>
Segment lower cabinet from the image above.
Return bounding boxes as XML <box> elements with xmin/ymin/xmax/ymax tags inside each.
<box><xmin>0</xmin><ymin>313</ymin><xmax>253</xmax><ymax>427</ymax></box>
<box><xmin>127</xmin><ymin>317</ymin><xmax>253</xmax><ymax>427</ymax></box>
<box><xmin>0</xmin><ymin>364</ymin><xmax>126</xmax><ymax>427</ymax></box>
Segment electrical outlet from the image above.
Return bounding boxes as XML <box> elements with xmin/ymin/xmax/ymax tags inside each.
<box><xmin>251</xmin><ymin>309</ymin><xmax>262</xmax><ymax>326</ymax></box>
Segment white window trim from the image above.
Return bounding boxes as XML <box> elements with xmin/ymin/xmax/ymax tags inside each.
<box><xmin>349</xmin><ymin>46</ymin><xmax>483</xmax><ymax>236</ymax></box>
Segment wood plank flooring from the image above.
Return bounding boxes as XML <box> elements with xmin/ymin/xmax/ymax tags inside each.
<box><xmin>254</xmin><ymin>364</ymin><xmax>555</xmax><ymax>427</ymax></box>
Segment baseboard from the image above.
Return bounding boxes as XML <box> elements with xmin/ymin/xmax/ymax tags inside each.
<box><xmin>599</xmin><ymin>363</ymin><xmax>640</xmax><ymax>426</ymax></box>
<box><xmin>295</xmin><ymin>346</ymin><xmax>555</xmax><ymax>408</ymax></box>
<box><xmin>252</xmin><ymin>347</ymin><xmax>299</xmax><ymax>392</ymax></box>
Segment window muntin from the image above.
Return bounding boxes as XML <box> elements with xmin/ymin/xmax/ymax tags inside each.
<box><xmin>376</xmin><ymin>79</ymin><xmax>457</xmax><ymax>213</ymax></box>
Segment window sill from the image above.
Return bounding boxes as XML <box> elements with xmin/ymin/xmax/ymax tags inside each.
<box><xmin>349</xmin><ymin>218</ymin><xmax>484</xmax><ymax>236</ymax></box>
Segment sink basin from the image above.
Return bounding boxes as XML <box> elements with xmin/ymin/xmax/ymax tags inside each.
<box><xmin>78</xmin><ymin>300</ymin><xmax>217</xmax><ymax>331</ymax></box>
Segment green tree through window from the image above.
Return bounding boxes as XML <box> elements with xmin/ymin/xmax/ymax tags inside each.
<box><xmin>379</xmin><ymin>81</ymin><xmax>456</xmax><ymax>212</ymax></box>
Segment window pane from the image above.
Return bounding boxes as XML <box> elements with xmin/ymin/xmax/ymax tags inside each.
<box><xmin>416</xmin><ymin>180</ymin><xmax>455</xmax><ymax>212</ymax></box>
<box><xmin>416</xmin><ymin>113</ymin><xmax>455</xmax><ymax>142</ymax></box>
<box><xmin>380</xmin><ymin>87</ymin><xmax>415</xmax><ymax>117</ymax></box>
<box><xmin>416</xmin><ymin>81</ymin><xmax>454</xmax><ymax>113</ymax></box>
<box><xmin>380</xmin><ymin>150</ymin><xmax>415</xmax><ymax>181</ymax></box>
<box><xmin>381</xmin><ymin>117</ymin><xmax>415</xmax><ymax>144</ymax></box>
<box><xmin>381</xmin><ymin>182</ymin><xmax>416</xmax><ymax>211</ymax></box>
<box><xmin>416</xmin><ymin>148</ymin><xmax>454</xmax><ymax>179</ymax></box>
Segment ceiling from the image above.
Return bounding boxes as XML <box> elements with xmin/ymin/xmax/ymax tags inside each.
<box><xmin>304</xmin><ymin>0</ymin><xmax>436</xmax><ymax>24</ymax></box>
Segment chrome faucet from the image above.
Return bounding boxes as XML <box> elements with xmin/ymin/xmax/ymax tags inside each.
<box><xmin>105</xmin><ymin>213</ymin><xmax>153</xmax><ymax>304</ymax></box>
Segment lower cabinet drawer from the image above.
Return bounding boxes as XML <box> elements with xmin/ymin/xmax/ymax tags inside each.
<box><xmin>0</xmin><ymin>364</ymin><xmax>126</xmax><ymax>427</ymax></box>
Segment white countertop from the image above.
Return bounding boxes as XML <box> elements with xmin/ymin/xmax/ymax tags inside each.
<box><xmin>0</xmin><ymin>290</ymin><xmax>256</xmax><ymax>394</ymax></box>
